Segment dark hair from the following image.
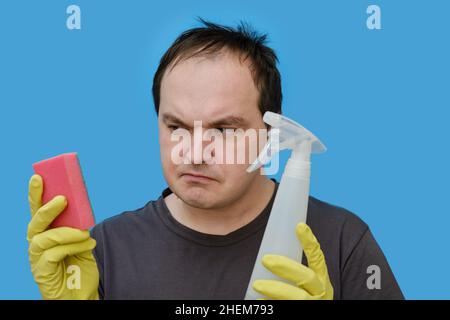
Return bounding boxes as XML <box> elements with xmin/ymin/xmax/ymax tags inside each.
<box><xmin>152</xmin><ymin>18</ymin><xmax>282</xmax><ymax>116</ymax></box>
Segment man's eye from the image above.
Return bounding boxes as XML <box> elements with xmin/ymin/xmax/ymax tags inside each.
<box><xmin>167</xmin><ymin>125</ymin><xmax>180</xmax><ymax>131</ymax></box>
<box><xmin>217</xmin><ymin>127</ymin><xmax>235</xmax><ymax>133</ymax></box>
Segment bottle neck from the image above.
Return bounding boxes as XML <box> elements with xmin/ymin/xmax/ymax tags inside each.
<box><xmin>291</xmin><ymin>140</ymin><xmax>312</xmax><ymax>162</ymax></box>
<box><xmin>284</xmin><ymin>141</ymin><xmax>312</xmax><ymax>180</ymax></box>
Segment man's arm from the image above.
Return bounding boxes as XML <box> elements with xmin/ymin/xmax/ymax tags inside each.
<box><xmin>341</xmin><ymin>228</ymin><xmax>404</xmax><ymax>299</ymax></box>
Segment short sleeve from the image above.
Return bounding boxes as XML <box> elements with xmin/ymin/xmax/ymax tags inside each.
<box><xmin>340</xmin><ymin>228</ymin><xmax>404</xmax><ymax>299</ymax></box>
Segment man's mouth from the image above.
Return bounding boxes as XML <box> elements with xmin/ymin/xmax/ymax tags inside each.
<box><xmin>180</xmin><ymin>172</ymin><xmax>216</xmax><ymax>183</ymax></box>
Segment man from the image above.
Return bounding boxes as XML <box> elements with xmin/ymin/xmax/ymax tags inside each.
<box><xmin>27</xmin><ymin>20</ymin><xmax>404</xmax><ymax>300</ymax></box>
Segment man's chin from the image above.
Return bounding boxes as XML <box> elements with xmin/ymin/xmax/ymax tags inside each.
<box><xmin>175</xmin><ymin>185</ymin><xmax>217</xmax><ymax>209</ymax></box>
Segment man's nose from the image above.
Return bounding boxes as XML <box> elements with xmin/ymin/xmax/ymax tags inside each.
<box><xmin>191</xmin><ymin>133</ymin><xmax>204</xmax><ymax>164</ymax></box>
<box><xmin>183</xmin><ymin>131</ymin><xmax>213</xmax><ymax>165</ymax></box>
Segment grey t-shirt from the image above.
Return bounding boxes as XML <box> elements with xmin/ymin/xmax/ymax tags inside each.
<box><xmin>91</xmin><ymin>182</ymin><xmax>404</xmax><ymax>300</ymax></box>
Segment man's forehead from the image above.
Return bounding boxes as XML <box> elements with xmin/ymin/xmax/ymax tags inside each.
<box><xmin>159</xmin><ymin>52</ymin><xmax>260</xmax><ymax>124</ymax></box>
<box><xmin>161</xmin><ymin>51</ymin><xmax>257</xmax><ymax>98</ymax></box>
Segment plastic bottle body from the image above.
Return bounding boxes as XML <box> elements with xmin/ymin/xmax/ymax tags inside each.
<box><xmin>244</xmin><ymin>159</ymin><xmax>311</xmax><ymax>300</ymax></box>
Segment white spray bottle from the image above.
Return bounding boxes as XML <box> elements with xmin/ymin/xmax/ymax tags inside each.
<box><xmin>244</xmin><ymin>111</ymin><xmax>326</xmax><ymax>300</ymax></box>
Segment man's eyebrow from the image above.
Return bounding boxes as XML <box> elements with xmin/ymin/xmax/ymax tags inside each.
<box><xmin>161</xmin><ymin>113</ymin><xmax>189</xmax><ymax>127</ymax></box>
<box><xmin>208</xmin><ymin>115</ymin><xmax>248</xmax><ymax>127</ymax></box>
<box><xmin>161</xmin><ymin>113</ymin><xmax>248</xmax><ymax>128</ymax></box>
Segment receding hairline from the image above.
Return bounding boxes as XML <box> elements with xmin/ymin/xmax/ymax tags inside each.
<box><xmin>163</xmin><ymin>45</ymin><xmax>261</xmax><ymax>90</ymax></box>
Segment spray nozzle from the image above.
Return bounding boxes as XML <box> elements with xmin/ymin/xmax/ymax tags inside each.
<box><xmin>247</xmin><ymin>112</ymin><xmax>326</xmax><ymax>173</ymax></box>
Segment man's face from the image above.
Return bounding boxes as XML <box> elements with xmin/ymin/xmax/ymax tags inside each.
<box><xmin>158</xmin><ymin>50</ymin><xmax>267</xmax><ymax>209</ymax></box>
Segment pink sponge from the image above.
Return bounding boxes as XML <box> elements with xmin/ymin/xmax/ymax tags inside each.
<box><xmin>32</xmin><ymin>153</ymin><xmax>95</xmax><ymax>230</ymax></box>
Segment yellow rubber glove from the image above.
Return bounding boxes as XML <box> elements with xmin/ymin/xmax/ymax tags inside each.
<box><xmin>253</xmin><ymin>222</ymin><xmax>334</xmax><ymax>300</ymax></box>
<box><xmin>27</xmin><ymin>174</ymin><xmax>100</xmax><ymax>300</ymax></box>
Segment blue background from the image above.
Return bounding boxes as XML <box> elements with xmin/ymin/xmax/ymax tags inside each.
<box><xmin>1</xmin><ymin>0</ymin><xmax>449</xmax><ymax>299</ymax></box>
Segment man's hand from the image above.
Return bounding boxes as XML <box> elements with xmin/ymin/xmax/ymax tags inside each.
<box><xmin>253</xmin><ymin>222</ymin><xmax>334</xmax><ymax>300</ymax></box>
<box><xmin>27</xmin><ymin>174</ymin><xmax>100</xmax><ymax>300</ymax></box>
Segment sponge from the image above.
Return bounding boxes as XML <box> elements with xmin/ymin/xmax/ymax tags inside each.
<box><xmin>32</xmin><ymin>153</ymin><xmax>95</xmax><ymax>230</ymax></box>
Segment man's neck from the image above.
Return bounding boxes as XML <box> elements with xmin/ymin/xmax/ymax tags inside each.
<box><xmin>164</xmin><ymin>177</ymin><xmax>275</xmax><ymax>235</ymax></box>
